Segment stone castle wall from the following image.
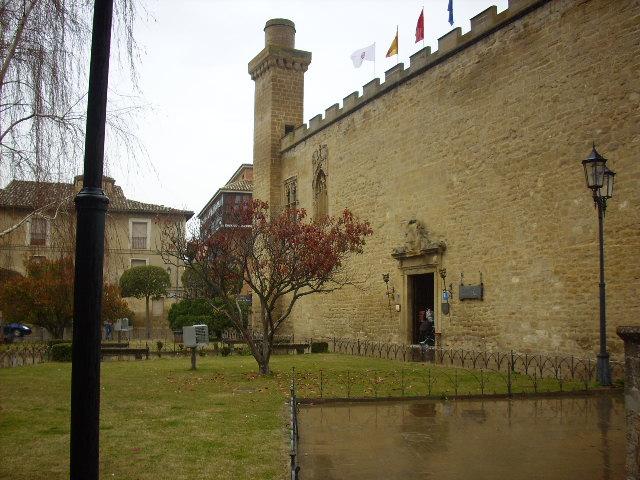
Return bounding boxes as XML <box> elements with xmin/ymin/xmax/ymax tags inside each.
<box><xmin>253</xmin><ymin>0</ymin><xmax>640</xmax><ymax>356</ymax></box>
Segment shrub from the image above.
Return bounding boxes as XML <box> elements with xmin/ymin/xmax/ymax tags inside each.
<box><xmin>311</xmin><ymin>341</ymin><xmax>329</xmax><ymax>353</ymax></box>
<box><xmin>220</xmin><ymin>346</ymin><xmax>231</xmax><ymax>357</ymax></box>
<box><xmin>234</xmin><ymin>345</ymin><xmax>251</xmax><ymax>356</ymax></box>
<box><xmin>49</xmin><ymin>343</ymin><xmax>73</xmax><ymax>362</ymax></box>
<box><xmin>167</xmin><ymin>298</ymin><xmax>243</xmax><ymax>338</ymax></box>
<box><xmin>174</xmin><ymin>314</ymin><xmax>211</xmax><ymax>331</ymax></box>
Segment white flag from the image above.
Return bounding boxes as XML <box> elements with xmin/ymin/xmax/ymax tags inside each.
<box><xmin>350</xmin><ymin>43</ymin><xmax>375</xmax><ymax>68</ymax></box>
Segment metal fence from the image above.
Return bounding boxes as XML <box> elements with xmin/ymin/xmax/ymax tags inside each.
<box><xmin>326</xmin><ymin>337</ymin><xmax>624</xmax><ymax>384</ymax></box>
<box><xmin>289</xmin><ymin>368</ymin><xmax>300</xmax><ymax>480</ymax></box>
<box><xmin>0</xmin><ymin>343</ymin><xmax>50</xmax><ymax>368</ymax></box>
<box><xmin>290</xmin><ymin>363</ymin><xmax>609</xmax><ymax>400</ymax></box>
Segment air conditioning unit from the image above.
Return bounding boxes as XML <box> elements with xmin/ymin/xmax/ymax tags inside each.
<box><xmin>183</xmin><ymin>324</ymin><xmax>209</xmax><ymax>348</ymax></box>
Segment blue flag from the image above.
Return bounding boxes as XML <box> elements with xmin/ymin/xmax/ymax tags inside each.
<box><xmin>448</xmin><ymin>0</ymin><xmax>454</xmax><ymax>25</ymax></box>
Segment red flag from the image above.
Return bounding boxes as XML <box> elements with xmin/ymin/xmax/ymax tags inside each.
<box><xmin>415</xmin><ymin>8</ymin><xmax>424</xmax><ymax>43</ymax></box>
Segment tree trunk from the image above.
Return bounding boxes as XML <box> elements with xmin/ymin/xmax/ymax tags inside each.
<box><xmin>145</xmin><ymin>296</ymin><xmax>150</xmax><ymax>339</ymax></box>
<box><xmin>258</xmin><ymin>307</ymin><xmax>272</xmax><ymax>375</ymax></box>
<box><xmin>258</xmin><ymin>358</ymin><xmax>270</xmax><ymax>375</ymax></box>
<box><xmin>52</xmin><ymin>325</ymin><xmax>64</xmax><ymax>339</ymax></box>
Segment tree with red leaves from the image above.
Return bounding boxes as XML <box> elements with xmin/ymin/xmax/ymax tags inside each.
<box><xmin>162</xmin><ymin>201</ymin><xmax>372</xmax><ymax>374</ymax></box>
<box><xmin>0</xmin><ymin>257</ymin><xmax>133</xmax><ymax>339</ymax></box>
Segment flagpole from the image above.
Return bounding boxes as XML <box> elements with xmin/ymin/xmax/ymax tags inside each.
<box><xmin>422</xmin><ymin>5</ymin><xmax>425</xmax><ymax>49</ymax></box>
<box><xmin>396</xmin><ymin>25</ymin><xmax>399</xmax><ymax>66</ymax></box>
<box><xmin>373</xmin><ymin>42</ymin><xmax>376</xmax><ymax>77</ymax></box>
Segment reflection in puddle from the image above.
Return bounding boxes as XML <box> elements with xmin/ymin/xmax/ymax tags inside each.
<box><xmin>298</xmin><ymin>393</ymin><xmax>625</xmax><ymax>480</ymax></box>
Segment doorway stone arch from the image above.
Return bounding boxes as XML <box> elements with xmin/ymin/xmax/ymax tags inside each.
<box><xmin>392</xmin><ymin>220</ymin><xmax>446</xmax><ymax>344</ymax></box>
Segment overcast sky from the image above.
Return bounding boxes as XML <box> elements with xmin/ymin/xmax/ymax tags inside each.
<box><xmin>107</xmin><ymin>0</ymin><xmax>509</xmax><ymax>215</ymax></box>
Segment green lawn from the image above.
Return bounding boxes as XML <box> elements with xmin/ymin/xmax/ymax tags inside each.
<box><xmin>0</xmin><ymin>354</ymin><xmax>589</xmax><ymax>480</ymax></box>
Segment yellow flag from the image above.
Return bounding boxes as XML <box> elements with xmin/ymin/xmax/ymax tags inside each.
<box><xmin>386</xmin><ymin>27</ymin><xmax>398</xmax><ymax>57</ymax></box>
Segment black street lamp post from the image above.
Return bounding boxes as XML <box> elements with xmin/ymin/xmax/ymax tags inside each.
<box><xmin>581</xmin><ymin>144</ymin><xmax>616</xmax><ymax>387</ymax></box>
<box><xmin>70</xmin><ymin>1</ymin><xmax>114</xmax><ymax>479</ymax></box>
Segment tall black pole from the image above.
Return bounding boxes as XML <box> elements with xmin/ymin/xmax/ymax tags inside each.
<box><xmin>70</xmin><ymin>1</ymin><xmax>114</xmax><ymax>479</ymax></box>
<box><xmin>596</xmin><ymin>197</ymin><xmax>611</xmax><ymax>386</ymax></box>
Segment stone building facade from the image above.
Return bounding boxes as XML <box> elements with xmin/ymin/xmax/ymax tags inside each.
<box><xmin>0</xmin><ymin>177</ymin><xmax>193</xmax><ymax>329</ymax></box>
<box><xmin>249</xmin><ymin>1</ymin><xmax>640</xmax><ymax>356</ymax></box>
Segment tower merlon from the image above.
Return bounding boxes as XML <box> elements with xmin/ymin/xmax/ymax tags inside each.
<box><xmin>343</xmin><ymin>91</ymin><xmax>360</xmax><ymax>110</ymax></box>
<box><xmin>309</xmin><ymin>114</ymin><xmax>323</xmax><ymax>129</ymax></box>
<box><xmin>438</xmin><ymin>27</ymin><xmax>462</xmax><ymax>53</ymax></box>
<box><xmin>279</xmin><ymin>0</ymin><xmax>548</xmax><ymax>153</ymax></box>
<box><xmin>471</xmin><ymin>6</ymin><xmax>498</xmax><ymax>31</ymax></box>
<box><xmin>384</xmin><ymin>64</ymin><xmax>405</xmax><ymax>85</ymax></box>
<box><xmin>363</xmin><ymin>78</ymin><xmax>381</xmax><ymax>98</ymax></box>
<box><xmin>410</xmin><ymin>47</ymin><xmax>432</xmax><ymax>70</ymax></box>
<box><xmin>325</xmin><ymin>103</ymin><xmax>340</xmax><ymax>122</ymax></box>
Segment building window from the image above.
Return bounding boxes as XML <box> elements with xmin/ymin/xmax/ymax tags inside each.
<box><xmin>131</xmin><ymin>221</ymin><xmax>148</xmax><ymax>249</ymax></box>
<box><xmin>284</xmin><ymin>177</ymin><xmax>298</xmax><ymax>210</ymax></box>
<box><xmin>29</xmin><ymin>217</ymin><xmax>47</xmax><ymax>246</ymax></box>
<box><xmin>234</xmin><ymin>193</ymin><xmax>248</xmax><ymax>206</ymax></box>
<box><xmin>313</xmin><ymin>169</ymin><xmax>328</xmax><ymax>219</ymax></box>
<box><xmin>130</xmin><ymin>258</ymin><xmax>147</xmax><ymax>268</ymax></box>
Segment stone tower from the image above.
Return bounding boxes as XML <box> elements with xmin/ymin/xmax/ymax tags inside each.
<box><xmin>248</xmin><ymin>19</ymin><xmax>311</xmax><ymax>212</ymax></box>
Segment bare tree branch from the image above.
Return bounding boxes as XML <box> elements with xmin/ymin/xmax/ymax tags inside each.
<box><xmin>0</xmin><ymin>191</ymin><xmax>72</xmax><ymax>237</ymax></box>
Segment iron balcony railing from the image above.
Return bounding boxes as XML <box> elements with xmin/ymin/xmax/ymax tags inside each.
<box><xmin>131</xmin><ymin>236</ymin><xmax>147</xmax><ymax>249</ymax></box>
<box><xmin>30</xmin><ymin>232</ymin><xmax>46</xmax><ymax>245</ymax></box>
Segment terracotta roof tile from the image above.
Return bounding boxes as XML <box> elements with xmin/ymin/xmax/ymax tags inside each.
<box><xmin>0</xmin><ymin>180</ymin><xmax>193</xmax><ymax>218</ymax></box>
<box><xmin>223</xmin><ymin>179</ymin><xmax>253</xmax><ymax>192</ymax></box>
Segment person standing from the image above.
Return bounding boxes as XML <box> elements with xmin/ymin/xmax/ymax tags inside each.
<box><xmin>418</xmin><ymin>311</ymin><xmax>429</xmax><ymax>344</ymax></box>
<box><xmin>424</xmin><ymin>308</ymin><xmax>435</xmax><ymax>346</ymax></box>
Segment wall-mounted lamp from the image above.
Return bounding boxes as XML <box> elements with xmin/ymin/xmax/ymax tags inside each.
<box><xmin>382</xmin><ymin>273</ymin><xmax>395</xmax><ymax>306</ymax></box>
<box><xmin>438</xmin><ymin>268</ymin><xmax>453</xmax><ymax>315</ymax></box>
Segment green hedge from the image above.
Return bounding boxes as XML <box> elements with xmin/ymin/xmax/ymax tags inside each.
<box><xmin>174</xmin><ymin>315</ymin><xmax>212</xmax><ymax>330</ymax></box>
<box><xmin>311</xmin><ymin>341</ymin><xmax>329</xmax><ymax>353</ymax></box>
<box><xmin>49</xmin><ymin>343</ymin><xmax>73</xmax><ymax>362</ymax></box>
<box><xmin>168</xmin><ymin>298</ymin><xmax>246</xmax><ymax>338</ymax></box>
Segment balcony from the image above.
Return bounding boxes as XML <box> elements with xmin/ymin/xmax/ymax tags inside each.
<box><xmin>131</xmin><ymin>236</ymin><xmax>147</xmax><ymax>250</ymax></box>
<box><xmin>29</xmin><ymin>233</ymin><xmax>46</xmax><ymax>246</ymax></box>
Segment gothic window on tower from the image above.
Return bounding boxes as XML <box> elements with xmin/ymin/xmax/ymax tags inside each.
<box><xmin>313</xmin><ymin>169</ymin><xmax>328</xmax><ymax>219</ymax></box>
<box><xmin>284</xmin><ymin>177</ymin><xmax>298</xmax><ymax>210</ymax></box>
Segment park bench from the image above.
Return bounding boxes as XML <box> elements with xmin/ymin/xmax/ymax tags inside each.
<box><xmin>100</xmin><ymin>342</ymin><xmax>129</xmax><ymax>349</ymax></box>
<box><xmin>272</xmin><ymin>342</ymin><xmax>311</xmax><ymax>355</ymax></box>
<box><xmin>101</xmin><ymin>347</ymin><xmax>149</xmax><ymax>360</ymax></box>
<box><xmin>221</xmin><ymin>338</ymin><xmax>310</xmax><ymax>355</ymax></box>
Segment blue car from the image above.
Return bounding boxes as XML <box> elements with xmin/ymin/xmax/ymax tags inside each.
<box><xmin>2</xmin><ymin>322</ymin><xmax>32</xmax><ymax>342</ymax></box>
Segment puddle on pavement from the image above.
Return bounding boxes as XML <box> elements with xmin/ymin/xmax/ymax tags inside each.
<box><xmin>298</xmin><ymin>393</ymin><xmax>625</xmax><ymax>480</ymax></box>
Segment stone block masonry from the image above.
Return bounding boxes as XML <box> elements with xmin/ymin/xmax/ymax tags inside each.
<box><xmin>251</xmin><ymin>0</ymin><xmax>640</xmax><ymax>357</ymax></box>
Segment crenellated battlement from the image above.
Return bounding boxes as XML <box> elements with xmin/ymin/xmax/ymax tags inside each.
<box><xmin>281</xmin><ymin>0</ymin><xmax>548</xmax><ymax>152</ymax></box>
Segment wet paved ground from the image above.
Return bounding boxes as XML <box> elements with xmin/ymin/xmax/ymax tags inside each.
<box><xmin>298</xmin><ymin>393</ymin><xmax>625</xmax><ymax>480</ymax></box>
